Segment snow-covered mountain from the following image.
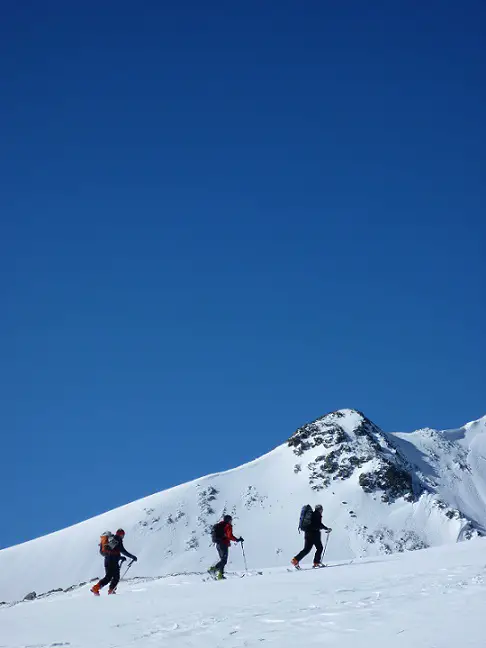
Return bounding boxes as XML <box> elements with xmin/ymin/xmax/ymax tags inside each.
<box><xmin>1</xmin><ymin>408</ymin><xmax>485</xmax><ymax>602</ymax></box>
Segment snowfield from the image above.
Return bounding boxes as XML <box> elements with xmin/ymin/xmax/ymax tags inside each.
<box><xmin>2</xmin><ymin>538</ymin><xmax>486</xmax><ymax>647</ymax></box>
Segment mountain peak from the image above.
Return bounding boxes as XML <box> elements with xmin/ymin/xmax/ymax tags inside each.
<box><xmin>288</xmin><ymin>408</ymin><xmax>418</xmax><ymax>503</ymax></box>
<box><xmin>287</xmin><ymin>408</ymin><xmax>384</xmax><ymax>452</ymax></box>
<box><xmin>316</xmin><ymin>407</ymin><xmax>368</xmax><ymax>425</ymax></box>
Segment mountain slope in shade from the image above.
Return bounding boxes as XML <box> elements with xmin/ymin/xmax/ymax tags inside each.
<box><xmin>1</xmin><ymin>408</ymin><xmax>485</xmax><ymax>601</ymax></box>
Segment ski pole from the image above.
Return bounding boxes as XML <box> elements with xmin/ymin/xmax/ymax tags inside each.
<box><xmin>240</xmin><ymin>541</ymin><xmax>248</xmax><ymax>573</ymax></box>
<box><xmin>323</xmin><ymin>531</ymin><xmax>330</xmax><ymax>557</ymax></box>
<box><xmin>121</xmin><ymin>559</ymin><xmax>135</xmax><ymax>580</ymax></box>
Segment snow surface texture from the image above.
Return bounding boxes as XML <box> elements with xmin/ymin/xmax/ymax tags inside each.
<box><xmin>2</xmin><ymin>539</ymin><xmax>486</xmax><ymax>647</ymax></box>
<box><xmin>1</xmin><ymin>409</ymin><xmax>485</xmax><ymax>603</ymax></box>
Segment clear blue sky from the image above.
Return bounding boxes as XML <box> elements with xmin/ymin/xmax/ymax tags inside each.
<box><xmin>0</xmin><ymin>1</ymin><xmax>484</xmax><ymax>549</ymax></box>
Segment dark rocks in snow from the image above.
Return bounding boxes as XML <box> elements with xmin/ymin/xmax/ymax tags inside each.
<box><xmin>185</xmin><ymin>533</ymin><xmax>199</xmax><ymax>551</ymax></box>
<box><xmin>359</xmin><ymin>462</ymin><xmax>417</xmax><ymax>503</ymax></box>
<box><xmin>23</xmin><ymin>591</ymin><xmax>37</xmax><ymax>601</ymax></box>
<box><xmin>166</xmin><ymin>509</ymin><xmax>186</xmax><ymax>526</ymax></box>
<box><xmin>139</xmin><ymin>515</ymin><xmax>161</xmax><ymax>530</ymax></box>
<box><xmin>48</xmin><ymin>587</ymin><xmax>64</xmax><ymax>594</ymax></box>
<box><xmin>306</xmin><ymin>444</ymin><xmax>372</xmax><ymax>490</ymax></box>
<box><xmin>463</xmin><ymin>527</ymin><xmax>481</xmax><ymax>540</ymax></box>
<box><xmin>288</xmin><ymin>409</ymin><xmax>421</xmax><ymax>503</ymax></box>
<box><xmin>288</xmin><ymin>419</ymin><xmax>348</xmax><ymax>455</ymax></box>
<box><xmin>37</xmin><ymin>588</ymin><xmax>63</xmax><ymax>600</ymax></box>
<box><xmin>432</xmin><ymin>500</ymin><xmax>482</xmax><ymax>538</ymax></box>
<box><xmin>197</xmin><ymin>486</ymin><xmax>219</xmax><ymax>517</ymax></box>
<box><xmin>243</xmin><ymin>485</ymin><xmax>267</xmax><ymax>509</ymax></box>
<box><xmin>434</xmin><ymin>499</ymin><xmax>447</xmax><ymax>510</ymax></box>
<box><xmin>358</xmin><ymin>526</ymin><xmax>428</xmax><ymax>554</ymax></box>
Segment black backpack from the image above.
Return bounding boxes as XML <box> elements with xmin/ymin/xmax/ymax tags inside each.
<box><xmin>298</xmin><ymin>505</ymin><xmax>313</xmax><ymax>532</ymax></box>
<box><xmin>211</xmin><ymin>521</ymin><xmax>226</xmax><ymax>544</ymax></box>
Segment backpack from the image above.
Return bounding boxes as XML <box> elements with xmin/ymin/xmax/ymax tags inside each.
<box><xmin>298</xmin><ymin>505</ymin><xmax>313</xmax><ymax>532</ymax></box>
<box><xmin>211</xmin><ymin>521</ymin><xmax>226</xmax><ymax>544</ymax></box>
<box><xmin>99</xmin><ymin>531</ymin><xmax>119</xmax><ymax>555</ymax></box>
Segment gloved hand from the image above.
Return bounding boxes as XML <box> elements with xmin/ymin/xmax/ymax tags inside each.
<box><xmin>238</xmin><ymin>537</ymin><xmax>244</xmax><ymax>543</ymax></box>
<box><xmin>132</xmin><ymin>556</ymin><xmax>138</xmax><ymax>562</ymax></box>
<box><xmin>119</xmin><ymin>556</ymin><xmax>127</xmax><ymax>563</ymax></box>
<box><xmin>326</xmin><ymin>528</ymin><xmax>332</xmax><ymax>534</ymax></box>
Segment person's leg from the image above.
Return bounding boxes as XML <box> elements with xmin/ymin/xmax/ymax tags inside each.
<box><xmin>98</xmin><ymin>557</ymin><xmax>115</xmax><ymax>588</ymax></box>
<box><xmin>92</xmin><ymin>557</ymin><xmax>116</xmax><ymax>593</ymax></box>
<box><xmin>109</xmin><ymin>561</ymin><xmax>121</xmax><ymax>591</ymax></box>
<box><xmin>211</xmin><ymin>543</ymin><xmax>226</xmax><ymax>572</ymax></box>
<box><xmin>294</xmin><ymin>533</ymin><xmax>314</xmax><ymax>562</ymax></box>
<box><xmin>220</xmin><ymin>544</ymin><xmax>229</xmax><ymax>571</ymax></box>
<box><xmin>313</xmin><ymin>534</ymin><xmax>324</xmax><ymax>564</ymax></box>
<box><xmin>215</xmin><ymin>543</ymin><xmax>229</xmax><ymax>573</ymax></box>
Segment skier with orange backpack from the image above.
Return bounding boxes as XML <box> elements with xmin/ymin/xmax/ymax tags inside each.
<box><xmin>90</xmin><ymin>529</ymin><xmax>137</xmax><ymax>595</ymax></box>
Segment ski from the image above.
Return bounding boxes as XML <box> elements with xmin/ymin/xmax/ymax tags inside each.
<box><xmin>288</xmin><ymin>564</ymin><xmax>327</xmax><ymax>572</ymax></box>
<box><xmin>203</xmin><ymin>570</ymin><xmax>263</xmax><ymax>582</ymax></box>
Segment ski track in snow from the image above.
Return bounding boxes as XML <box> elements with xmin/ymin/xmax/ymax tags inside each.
<box><xmin>2</xmin><ymin>539</ymin><xmax>486</xmax><ymax>648</ymax></box>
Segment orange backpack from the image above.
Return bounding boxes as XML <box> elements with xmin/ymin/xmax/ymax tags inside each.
<box><xmin>99</xmin><ymin>531</ymin><xmax>115</xmax><ymax>556</ymax></box>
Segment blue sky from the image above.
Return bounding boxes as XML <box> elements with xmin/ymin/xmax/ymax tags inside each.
<box><xmin>0</xmin><ymin>1</ymin><xmax>484</xmax><ymax>549</ymax></box>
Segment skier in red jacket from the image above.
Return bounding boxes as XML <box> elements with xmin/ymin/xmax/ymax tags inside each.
<box><xmin>208</xmin><ymin>515</ymin><xmax>243</xmax><ymax>579</ymax></box>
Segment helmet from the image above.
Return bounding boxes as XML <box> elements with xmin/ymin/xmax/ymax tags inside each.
<box><xmin>116</xmin><ymin>528</ymin><xmax>126</xmax><ymax>537</ymax></box>
<box><xmin>315</xmin><ymin>504</ymin><xmax>323</xmax><ymax>512</ymax></box>
<box><xmin>223</xmin><ymin>515</ymin><xmax>233</xmax><ymax>523</ymax></box>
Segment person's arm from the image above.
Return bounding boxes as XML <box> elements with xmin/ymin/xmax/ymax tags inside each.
<box><xmin>225</xmin><ymin>523</ymin><xmax>240</xmax><ymax>543</ymax></box>
<box><xmin>119</xmin><ymin>540</ymin><xmax>137</xmax><ymax>561</ymax></box>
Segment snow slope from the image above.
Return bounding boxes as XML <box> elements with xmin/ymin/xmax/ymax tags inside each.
<box><xmin>2</xmin><ymin>538</ymin><xmax>486</xmax><ymax>648</ymax></box>
<box><xmin>393</xmin><ymin>416</ymin><xmax>486</xmax><ymax>533</ymax></box>
<box><xmin>1</xmin><ymin>409</ymin><xmax>485</xmax><ymax>602</ymax></box>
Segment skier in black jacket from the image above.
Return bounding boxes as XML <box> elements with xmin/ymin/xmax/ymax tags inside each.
<box><xmin>91</xmin><ymin>529</ymin><xmax>137</xmax><ymax>595</ymax></box>
<box><xmin>291</xmin><ymin>505</ymin><xmax>331</xmax><ymax>569</ymax></box>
